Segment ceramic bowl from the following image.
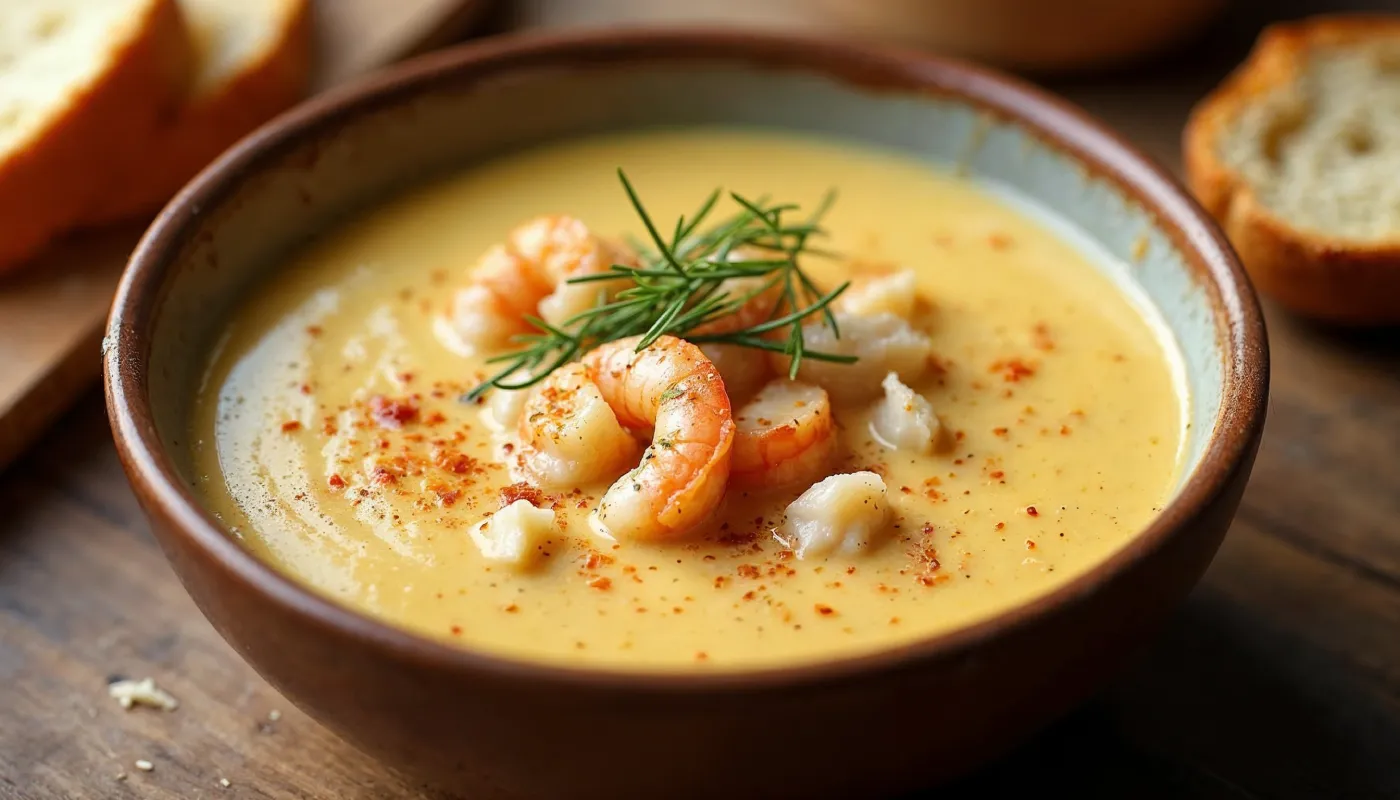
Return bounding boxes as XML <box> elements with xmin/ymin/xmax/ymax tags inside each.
<box><xmin>104</xmin><ymin>30</ymin><xmax>1268</xmax><ymax>800</ymax></box>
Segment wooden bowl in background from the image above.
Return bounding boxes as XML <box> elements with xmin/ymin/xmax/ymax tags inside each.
<box><xmin>507</xmin><ymin>0</ymin><xmax>1226</xmax><ymax>72</ymax></box>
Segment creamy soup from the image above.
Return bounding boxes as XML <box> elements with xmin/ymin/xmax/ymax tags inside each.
<box><xmin>192</xmin><ymin>129</ymin><xmax>1185</xmax><ymax>670</ymax></box>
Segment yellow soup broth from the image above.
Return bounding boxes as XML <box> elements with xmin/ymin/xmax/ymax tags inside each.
<box><xmin>192</xmin><ymin>129</ymin><xmax>1186</xmax><ymax>670</ymax></box>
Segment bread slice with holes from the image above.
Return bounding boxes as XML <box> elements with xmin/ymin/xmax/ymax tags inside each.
<box><xmin>81</xmin><ymin>0</ymin><xmax>313</xmax><ymax>223</ymax></box>
<box><xmin>0</xmin><ymin>0</ymin><xmax>192</xmax><ymax>270</ymax></box>
<box><xmin>1185</xmin><ymin>15</ymin><xmax>1400</xmax><ymax>324</ymax></box>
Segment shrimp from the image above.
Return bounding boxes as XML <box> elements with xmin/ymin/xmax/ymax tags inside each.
<box><xmin>731</xmin><ymin>378</ymin><xmax>836</xmax><ymax>490</ymax></box>
<box><xmin>517</xmin><ymin>362</ymin><xmax>640</xmax><ymax>488</ymax></box>
<box><xmin>583</xmin><ymin>335</ymin><xmax>735</xmax><ymax>541</ymax></box>
<box><xmin>441</xmin><ymin>216</ymin><xmax>630</xmax><ymax>354</ymax></box>
<box><xmin>698</xmin><ymin>343</ymin><xmax>773</xmax><ymax>406</ymax></box>
<box><xmin>689</xmin><ymin>252</ymin><xmax>787</xmax><ymax>403</ymax></box>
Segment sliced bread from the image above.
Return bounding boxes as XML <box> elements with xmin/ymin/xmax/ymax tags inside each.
<box><xmin>82</xmin><ymin>0</ymin><xmax>313</xmax><ymax>223</ymax></box>
<box><xmin>1185</xmin><ymin>15</ymin><xmax>1400</xmax><ymax>324</ymax></box>
<box><xmin>0</xmin><ymin>0</ymin><xmax>192</xmax><ymax>271</ymax></box>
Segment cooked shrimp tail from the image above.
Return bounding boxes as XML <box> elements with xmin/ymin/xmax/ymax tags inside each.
<box><xmin>583</xmin><ymin>335</ymin><xmax>735</xmax><ymax>540</ymax></box>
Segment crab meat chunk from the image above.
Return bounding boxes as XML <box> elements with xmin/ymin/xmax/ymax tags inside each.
<box><xmin>468</xmin><ymin>499</ymin><xmax>557</xmax><ymax>569</ymax></box>
<box><xmin>773</xmin><ymin>312</ymin><xmax>935</xmax><ymax>404</ymax></box>
<box><xmin>780</xmin><ymin>471</ymin><xmax>890</xmax><ymax>559</ymax></box>
<box><xmin>837</xmin><ymin>268</ymin><xmax>919</xmax><ymax>320</ymax></box>
<box><xmin>871</xmin><ymin>372</ymin><xmax>943</xmax><ymax>454</ymax></box>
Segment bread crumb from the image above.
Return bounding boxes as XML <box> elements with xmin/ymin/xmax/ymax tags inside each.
<box><xmin>108</xmin><ymin>677</ymin><xmax>178</xmax><ymax>711</ymax></box>
<box><xmin>115</xmin><ymin>772</ymin><xmax>127</xmax><ymax>781</ymax></box>
<box><xmin>268</xmin><ymin>709</ymin><xmax>282</xmax><ymax>721</ymax></box>
<box><xmin>134</xmin><ymin>759</ymin><xmax>154</xmax><ymax>772</ymax></box>
<box><xmin>220</xmin><ymin>778</ymin><xmax>232</xmax><ymax>788</ymax></box>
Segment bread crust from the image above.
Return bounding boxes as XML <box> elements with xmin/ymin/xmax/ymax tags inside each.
<box><xmin>0</xmin><ymin>0</ymin><xmax>193</xmax><ymax>271</ymax></box>
<box><xmin>82</xmin><ymin>0</ymin><xmax>313</xmax><ymax>223</ymax></box>
<box><xmin>1184</xmin><ymin>14</ymin><xmax>1400</xmax><ymax>324</ymax></box>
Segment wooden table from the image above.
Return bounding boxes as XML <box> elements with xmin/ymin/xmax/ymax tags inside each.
<box><xmin>4</xmin><ymin>6</ymin><xmax>1399</xmax><ymax>798</ymax></box>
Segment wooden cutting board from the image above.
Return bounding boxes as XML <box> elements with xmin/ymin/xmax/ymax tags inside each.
<box><xmin>0</xmin><ymin>0</ymin><xmax>487</xmax><ymax>470</ymax></box>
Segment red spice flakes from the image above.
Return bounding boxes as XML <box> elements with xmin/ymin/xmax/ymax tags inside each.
<box><xmin>908</xmin><ymin>522</ymin><xmax>942</xmax><ymax>582</ymax></box>
<box><xmin>1031</xmin><ymin>322</ymin><xmax>1055</xmax><ymax>352</ymax></box>
<box><xmin>954</xmin><ymin>430</ymin><xmax>966</xmax><ymax>442</ymax></box>
<box><xmin>992</xmin><ymin>427</ymin><xmax>1009</xmax><ymax>438</ymax></box>
<box><xmin>449</xmin><ymin>625</ymin><xmax>463</xmax><ymax>636</ymax></box>
<box><xmin>814</xmin><ymin>604</ymin><xmax>836</xmax><ymax>616</ymax></box>
<box><xmin>305</xmin><ymin>325</ymin><xmax>323</xmax><ymax>337</ymax></box>
<box><xmin>990</xmin><ymin>358</ymin><xmax>1036</xmax><ymax>383</ymax></box>
<box><xmin>736</xmin><ymin>564</ymin><xmax>761</xmax><ymax>580</ymax></box>
<box><xmin>503</xmin><ymin>603</ymin><xmax>519</xmax><ymax>613</ymax></box>
<box><xmin>499</xmin><ymin>482</ymin><xmax>546</xmax><ymax>507</ymax></box>
<box><xmin>280</xmin><ymin>420</ymin><xmax>302</xmax><ymax>433</ymax></box>
<box><xmin>995</xmin><ymin>522</ymin><xmax>1006</xmax><ymax>531</ymax></box>
<box><xmin>846</xmin><ymin>566</ymin><xmax>857</xmax><ymax>575</ymax></box>
<box><xmin>899</xmin><ymin>485</ymin><xmax>913</xmax><ymax>495</ymax></box>
<box><xmin>299</xmin><ymin>383</ymin><xmax>312</xmax><ymax>395</ymax></box>
<box><xmin>1060</xmin><ymin>425</ymin><xmax>1073</xmax><ymax>436</ymax></box>
<box><xmin>713</xmin><ymin>576</ymin><xmax>729</xmax><ymax>588</ymax></box>
<box><xmin>889</xmin><ymin>617</ymin><xmax>901</xmax><ymax>625</ymax></box>
<box><xmin>327</xmin><ymin>473</ymin><xmax>347</xmax><ymax>489</ymax></box>
<box><xmin>989</xmin><ymin>470</ymin><xmax>1005</xmax><ymax>479</ymax></box>
<box><xmin>321</xmin><ymin>418</ymin><xmax>338</xmax><ymax>436</ymax></box>
<box><xmin>587</xmin><ymin>576</ymin><xmax>612</xmax><ymax>591</ymax></box>
<box><xmin>369</xmin><ymin>395</ymin><xmax>419</xmax><ymax>429</ymax></box>
<box><xmin>1026</xmin><ymin>506</ymin><xmax>1040</xmax><ymax>517</ymax></box>
<box><xmin>423</xmin><ymin>410</ymin><xmax>448</xmax><ymax>427</ymax></box>
<box><xmin>695</xmin><ymin>651</ymin><xmax>709</xmax><ymax>662</ymax></box>
<box><xmin>988</xmin><ymin>233</ymin><xmax>1013</xmax><ymax>250</ymax></box>
<box><xmin>718</xmin><ymin>529</ymin><xmax>758</xmax><ymax>546</ymax></box>
<box><xmin>582</xmin><ymin>552</ymin><xmax>616</xmax><ymax>570</ymax></box>
<box><xmin>432</xmin><ymin>486</ymin><xmax>461</xmax><ymax>507</ymax></box>
<box><xmin>1025</xmin><ymin>540</ymin><xmax>1037</xmax><ymax>550</ymax></box>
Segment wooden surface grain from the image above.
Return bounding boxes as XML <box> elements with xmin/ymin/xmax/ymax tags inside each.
<box><xmin>3</xmin><ymin>3</ymin><xmax>1400</xmax><ymax>798</ymax></box>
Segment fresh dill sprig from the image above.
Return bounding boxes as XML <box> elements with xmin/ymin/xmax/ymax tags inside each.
<box><xmin>464</xmin><ymin>169</ymin><xmax>853</xmax><ymax>401</ymax></box>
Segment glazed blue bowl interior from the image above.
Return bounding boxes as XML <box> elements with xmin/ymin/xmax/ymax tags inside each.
<box><xmin>149</xmin><ymin>56</ymin><xmax>1224</xmax><ymax>495</ymax></box>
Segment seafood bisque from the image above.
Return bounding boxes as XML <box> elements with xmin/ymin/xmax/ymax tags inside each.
<box><xmin>192</xmin><ymin>129</ymin><xmax>1186</xmax><ymax>670</ymax></box>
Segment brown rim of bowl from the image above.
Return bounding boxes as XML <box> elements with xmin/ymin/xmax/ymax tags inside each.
<box><xmin>106</xmin><ymin>28</ymin><xmax>1268</xmax><ymax>692</ymax></box>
